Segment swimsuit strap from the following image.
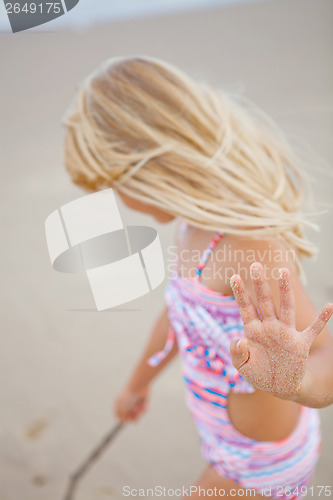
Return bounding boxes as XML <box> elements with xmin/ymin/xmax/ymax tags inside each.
<box><xmin>178</xmin><ymin>220</ymin><xmax>188</xmax><ymax>237</ymax></box>
<box><xmin>194</xmin><ymin>231</ymin><xmax>224</xmax><ymax>280</ymax></box>
<box><xmin>147</xmin><ymin>223</ymin><xmax>224</xmax><ymax>367</ymax></box>
<box><xmin>177</xmin><ymin>220</ymin><xmax>224</xmax><ymax>280</ymax></box>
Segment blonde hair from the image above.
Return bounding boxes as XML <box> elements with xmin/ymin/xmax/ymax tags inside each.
<box><xmin>63</xmin><ymin>55</ymin><xmax>317</xmax><ymax>274</ymax></box>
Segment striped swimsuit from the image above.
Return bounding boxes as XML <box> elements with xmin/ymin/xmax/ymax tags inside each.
<box><xmin>148</xmin><ymin>222</ymin><xmax>321</xmax><ymax>499</ymax></box>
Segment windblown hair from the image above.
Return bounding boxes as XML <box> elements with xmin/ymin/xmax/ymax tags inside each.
<box><xmin>63</xmin><ymin>55</ymin><xmax>317</xmax><ymax>273</ymax></box>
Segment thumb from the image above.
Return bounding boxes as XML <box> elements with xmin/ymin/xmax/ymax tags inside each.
<box><xmin>230</xmin><ymin>338</ymin><xmax>250</xmax><ymax>372</ymax></box>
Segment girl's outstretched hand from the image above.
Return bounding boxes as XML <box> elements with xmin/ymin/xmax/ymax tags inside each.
<box><xmin>229</xmin><ymin>262</ymin><xmax>333</xmax><ymax>399</ymax></box>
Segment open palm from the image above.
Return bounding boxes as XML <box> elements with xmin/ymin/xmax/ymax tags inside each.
<box><xmin>229</xmin><ymin>263</ymin><xmax>333</xmax><ymax>399</ymax></box>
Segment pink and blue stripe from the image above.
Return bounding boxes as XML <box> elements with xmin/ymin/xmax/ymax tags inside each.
<box><xmin>148</xmin><ymin>221</ymin><xmax>321</xmax><ymax>499</ymax></box>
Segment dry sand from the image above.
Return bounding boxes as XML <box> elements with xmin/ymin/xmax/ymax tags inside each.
<box><xmin>1</xmin><ymin>0</ymin><xmax>332</xmax><ymax>498</ymax></box>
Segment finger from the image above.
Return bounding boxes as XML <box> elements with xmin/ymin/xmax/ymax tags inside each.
<box><xmin>278</xmin><ymin>268</ymin><xmax>295</xmax><ymax>326</ymax></box>
<box><xmin>303</xmin><ymin>303</ymin><xmax>333</xmax><ymax>344</ymax></box>
<box><xmin>133</xmin><ymin>403</ymin><xmax>148</xmax><ymax>421</ymax></box>
<box><xmin>230</xmin><ymin>338</ymin><xmax>250</xmax><ymax>371</ymax></box>
<box><xmin>118</xmin><ymin>412</ymin><xmax>130</xmax><ymax>423</ymax></box>
<box><xmin>128</xmin><ymin>409</ymin><xmax>140</xmax><ymax>421</ymax></box>
<box><xmin>114</xmin><ymin>404</ymin><xmax>125</xmax><ymax>422</ymax></box>
<box><xmin>134</xmin><ymin>402</ymin><xmax>147</xmax><ymax>418</ymax></box>
<box><xmin>250</xmin><ymin>262</ymin><xmax>277</xmax><ymax>320</ymax></box>
<box><xmin>135</xmin><ymin>400</ymin><xmax>146</xmax><ymax>412</ymax></box>
<box><xmin>116</xmin><ymin>404</ymin><xmax>139</xmax><ymax>423</ymax></box>
<box><xmin>230</xmin><ymin>274</ymin><xmax>259</xmax><ymax>325</ymax></box>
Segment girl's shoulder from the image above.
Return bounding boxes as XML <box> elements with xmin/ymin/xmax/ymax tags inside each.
<box><xmin>174</xmin><ymin>220</ymin><xmax>298</xmax><ymax>293</ymax></box>
<box><xmin>176</xmin><ymin>219</ymin><xmax>294</xmax><ymax>263</ymax></box>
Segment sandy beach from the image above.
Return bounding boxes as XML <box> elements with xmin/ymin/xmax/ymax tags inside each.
<box><xmin>1</xmin><ymin>0</ymin><xmax>333</xmax><ymax>498</ymax></box>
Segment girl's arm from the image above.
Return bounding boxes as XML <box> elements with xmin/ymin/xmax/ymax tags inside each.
<box><xmin>116</xmin><ymin>222</ymin><xmax>181</xmax><ymax>422</ymax></box>
<box><xmin>266</xmin><ymin>265</ymin><xmax>333</xmax><ymax>408</ymax></box>
<box><xmin>124</xmin><ymin>305</ymin><xmax>178</xmax><ymax>394</ymax></box>
<box><xmin>227</xmin><ymin>240</ymin><xmax>333</xmax><ymax>409</ymax></box>
<box><xmin>292</xmin><ymin>335</ymin><xmax>333</xmax><ymax>408</ymax></box>
<box><xmin>114</xmin><ymin>306</ymin><xmax>178</xmax><ymax>422</ymax></box>
<box><xmin>270</xmin><ymin>270</ymin><xmax>333</xmax><ymax>408</ymax></box>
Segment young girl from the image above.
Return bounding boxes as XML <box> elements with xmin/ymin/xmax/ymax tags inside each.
<box><xmin>63</xmin><ymin>56</ymin><xmax>333</xmax><ymax>499</ymax></box>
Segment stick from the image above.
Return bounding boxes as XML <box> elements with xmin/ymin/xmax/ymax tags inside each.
<box><xmin>62</xmin><ymin>422</ymin><xmax>124</xmax><ymax>500</ymax></box>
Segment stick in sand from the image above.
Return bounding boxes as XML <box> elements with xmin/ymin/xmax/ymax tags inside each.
<box><xmin>62</xmin><ymin>421</ymin><xmax>124</xmax><ymax>500</ymax></box>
